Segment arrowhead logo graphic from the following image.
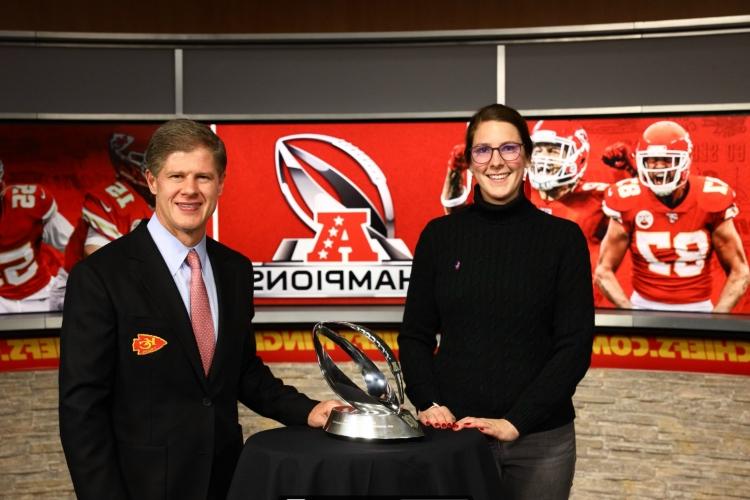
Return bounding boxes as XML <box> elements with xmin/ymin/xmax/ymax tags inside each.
<box><xmin>132</xmin><ymin>333</ymin><xmax>168</xmax><ymax>356</ymax></box>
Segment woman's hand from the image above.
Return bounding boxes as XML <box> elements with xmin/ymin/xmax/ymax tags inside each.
<box><xmin>417</xmin><ymin>404</ymin><xmax>456</xmax><ymax>429</ymax></box>
<box><xmin>454</xmin><ymin>417</ymin><xmax>520</xmax><ymax>441</ymax></box>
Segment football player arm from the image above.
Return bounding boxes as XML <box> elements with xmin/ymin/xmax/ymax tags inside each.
<box><xmin>84</xmin><ymin>226</ymin><xmax>113</xmax><ymax>257</ymax></box>
<box><xmin>594</xmin><ymin>218</ymin><xmax>633</xmax><ymax>308</ymax></box>
<box><xmin>711</xmin><ymin>219</ymin><xmax>750</xmax><ymax>313</ymax></box>
<box><xmin>440</xmin><ymin>144</ymin><xmax>471</xmax><ymax>215</ymax></box>
<box><xmin>41</xmin><ymin>200</ymin><xmax>74</xmax><ymax>251</ymax></box>
<box><xmin>440</xmin><ymin>167</ymin><xmax>458</xmax><ymax>215</ymax></box>
<box><xmin>601</xmin><ymin>141</ymin><xmax>636</xmax><ymax>177</ymax></box>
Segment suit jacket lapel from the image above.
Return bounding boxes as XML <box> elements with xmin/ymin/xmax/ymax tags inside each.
<box><xmin>128</xmin><ymin>223</ymin><xmax>210</xmax><ymax>391</ymax></box>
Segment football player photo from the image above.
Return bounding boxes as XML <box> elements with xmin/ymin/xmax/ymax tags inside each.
<box><xmin>51</xmin><ymin>133</ymin><xmax>154</xmax><ymax>310</ymax></box>
<box><xmin>595</xmin><ymin>120</ymin><xmax>750</xmax><ymax>313</ymax></box>
<box><xmin>0</xmin><ymin>159</ymin><xmax>74</xmax><ymax>313</ymax></box>
<box><xmin>527</xmin><ymin>121</ymin><xmax>610</xmax><ymax>244</ymax></box>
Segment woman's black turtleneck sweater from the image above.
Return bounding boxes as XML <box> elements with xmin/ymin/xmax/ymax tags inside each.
<box><xmin>399</xmin><ymin>186</ymin><xmax>594</xmax><ymax>435</ymax></box>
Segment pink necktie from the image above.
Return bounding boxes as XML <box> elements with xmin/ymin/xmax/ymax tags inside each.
<box><xmin>186</xmin><ymin>249</ymin><xmax>215</xmax><ymax>375</ymax></box>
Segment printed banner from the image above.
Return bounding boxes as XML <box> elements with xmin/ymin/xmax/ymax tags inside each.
<box><xmin>0</xmin><ymin>116</ymin><xmax>749</xmax><ymax>314</ymax></box>
<box><xmin>2</xmin><ymin>333</ymin><xmax>748</xmax><ymax>376</ymax></box>
<box><xmin>215</xmin><ymin>123</ymin><xmax>465</xmax><ymax>304</ymax></box>
<box><xmin>215</xmin><ymin>117</ymin><xmax>750</xmax><ymax>312</ymax></box>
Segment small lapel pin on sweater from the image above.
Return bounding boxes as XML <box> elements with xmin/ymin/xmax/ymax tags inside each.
<box><xmin>454</xmin><ymin>260</ymin><xmax>461</xmax><ymax>271</ymax></box>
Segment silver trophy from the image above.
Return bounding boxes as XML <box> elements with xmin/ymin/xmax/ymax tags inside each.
<box><xmin>313</xmin><ymin>321</ymin><xmax>423</xmax><ymax>440</ymax></box>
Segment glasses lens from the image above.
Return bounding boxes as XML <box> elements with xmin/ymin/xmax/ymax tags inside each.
<box><xmin>471</xmin><ymin>143</ymin><xmax>522</xmax><ymax>164</ymax></box>
<box><xmin>471</xmin><ymin>145</ymin><xmax>492</xmax><ymax>164</ymax></box>
<box><xmin>499</xmin><ymin>143</ymin><xmax>521</xmax><ymax>161</ymax></box>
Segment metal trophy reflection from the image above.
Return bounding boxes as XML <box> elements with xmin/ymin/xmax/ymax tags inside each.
<box><xmin>313</xmin><ymin>321</ymin><xmax>423</xmax><ymax>440</ymax></box>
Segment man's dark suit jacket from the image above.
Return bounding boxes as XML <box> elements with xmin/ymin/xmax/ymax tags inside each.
<box><xmin>59</xmin><ymin>222</ymin><xmax>317</xmax><ymax>500</ymax></box>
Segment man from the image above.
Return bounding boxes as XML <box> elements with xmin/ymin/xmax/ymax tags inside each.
<box><xmin>595</xmin><ymin>120</ymin><xmax>750</xmax><ymax>312</ymax></box>
<box><xmin>50</xmin><ymin>132</ymin><xmax>154</xmax><ymax>310</ymax></box>
<box><xmin>0</xmin><ymin>159</ymin><xmax>73</xmax><ymax>312</ymax></box>
<box><xmin>527</xmin><ymin>120</ymin><xmax>609</xmax><ymax>243</ymax></box>
<box><xmin>59</xmin><ymin>119</ymin><xmax>339</xmax><ymax>500</ymax></box>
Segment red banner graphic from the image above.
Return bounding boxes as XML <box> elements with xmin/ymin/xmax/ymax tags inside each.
<box><xmin>1</xmin><ymin>116</ymin><xmax>749</xmax><ymax>313</ymax></box>
<box><xmin>2</xmin><ymin>333</ymin><xmax>748</xmax><ymax>376</ymax></box>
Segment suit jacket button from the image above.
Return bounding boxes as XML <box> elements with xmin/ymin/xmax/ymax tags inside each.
<box><xmin>202</xmin><ymin>397</ymin><xmax>212</xmax><ymax>407</ymax></box>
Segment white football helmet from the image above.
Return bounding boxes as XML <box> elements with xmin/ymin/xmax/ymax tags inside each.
<box><xmin>529</xmin><ymin>121</ymin><xmax>589</xmax><ymax>191</ymax></box>
<box><xmin>635</xmin><ymin>121</ymin><xmax>692</xmax><ymax>197</ymax></box>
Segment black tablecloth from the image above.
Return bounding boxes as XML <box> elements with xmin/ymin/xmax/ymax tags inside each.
<box><xmin>226</xmin><ymin>425</ymin><xmax>501</xmax><ymax>500</ymax></box>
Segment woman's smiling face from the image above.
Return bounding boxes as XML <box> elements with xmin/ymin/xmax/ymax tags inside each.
<box><xmin>469</xmin><ymin>120</ymin><xmax>527</xmax><ymax>205</ymax></box>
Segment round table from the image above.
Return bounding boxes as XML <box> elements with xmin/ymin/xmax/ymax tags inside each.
<box><xmin>227</xmin><ymin>425</ymin><xmax>501</xmax><ymax>500</ymax></box>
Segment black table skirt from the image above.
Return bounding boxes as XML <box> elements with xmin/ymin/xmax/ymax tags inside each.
<box><xmin>227</xmin><ymin>425</ymin><xmax>501</xmax><ymax>500</ymax></box>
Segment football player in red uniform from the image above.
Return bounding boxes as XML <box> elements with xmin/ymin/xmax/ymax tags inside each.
<box><xmin>50</xmin><ymin>133</ymin><xmax>154</xmax><ymax>310</ymax></box>
<box><xmin>0</xmin><ymin>159</ymin><xmax>74</xmax><ymax>313</ymax></box>
<box><xmin>527</xmin><ymin>121</ymin><xmax>609</xmax><ymax>243</ymax></box>
<box><xmin>440</xmin><ymin>143</ymin><xmax>472</xmax><ymax>214</ymax></box>
<box><xmin>595</xmin><ymin>121</ymin><xmax>750</xmax><ymax>312</ymax></box>
<box><xmin>527</xmin><ymin>121</ymin><xmax>612</xmax><ymax>306</ymax></box>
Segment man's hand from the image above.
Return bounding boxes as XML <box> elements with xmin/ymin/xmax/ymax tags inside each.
<box><xmin>602</xmin><ymin>141</ymin><xmax>636</xmax><ymax>176</ymax></box>
<box><xmin>307</xmin><ymin>400</ymin><xmax>345</xmax><ymax>427</ymax></box>
<box><xmin>453</xmin><ymin>417</ymin><xmax>520</xmax><ymax>441</ymax></box>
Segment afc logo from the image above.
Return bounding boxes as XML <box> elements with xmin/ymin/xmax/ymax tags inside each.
<box><xmin>254</xmin><ymin>133</ymin><xmax>412</xmax><ymax>298</ymax></box>
<box><xmin>307</xmin><ymin>210</ymin><xmax>379</xmax><ymax>263</ymax></box>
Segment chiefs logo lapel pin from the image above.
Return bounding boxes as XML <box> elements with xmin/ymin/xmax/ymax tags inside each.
<box><xmin>132</xmin><ymin>334</ymin><xmax>168</xmax><ymax>356</ymax></box>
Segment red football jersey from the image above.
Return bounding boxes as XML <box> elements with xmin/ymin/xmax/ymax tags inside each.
<box><xmin>529</xmin><ymin>181</ymin><xmax>609</xmax><ymax>243</ymax></box>
<box><xmin>602</xmin><ymin>175</ymin><xmax>738</xmax><ymax>304</ymax></box>
<box><xmin>0</xmin><ymin>184</ymin><xmax>57</xmax><ymax>299</ymax></box>
<box><xmin>64</xmin><ymin>180</ymin><xmax>152</xmax><ymax>271</ymax></box>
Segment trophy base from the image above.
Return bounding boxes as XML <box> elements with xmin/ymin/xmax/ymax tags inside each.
<box><xmin>324</xmin><ymin>406</ymin><xmax>424</xmax><ymax>440</ymax></box>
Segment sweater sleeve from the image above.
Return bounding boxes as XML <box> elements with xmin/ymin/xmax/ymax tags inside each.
<box><xmin>398</xmin><ymin>221</ymin><xmax>442</xmax><ymax>411</ymax></box>
<box><xmin>503</xmin><ymin>222</ymin><xmax>595</xmax><ymax>434</ymax></box>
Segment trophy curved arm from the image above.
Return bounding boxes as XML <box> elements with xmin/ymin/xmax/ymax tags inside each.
<box><xmin>335</xmin><ymin>321</ymin><xmax>406</xmax><ymax>406</ymax></box>
<box><xmin>313</xmin><ymin>322</ymin><xmax>403</xmax><ymax>413</ymax></box>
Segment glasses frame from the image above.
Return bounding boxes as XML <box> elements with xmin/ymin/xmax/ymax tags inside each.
<box><xmin>470</xmin><ymin>142</ymin><xmax>523</xmax><ymax>165</ymax></box>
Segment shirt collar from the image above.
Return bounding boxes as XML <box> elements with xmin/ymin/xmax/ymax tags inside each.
<box><xmin>147</xmin><ymin>215</ymin><xmax>208</xmax><ymax>277</ymax></box>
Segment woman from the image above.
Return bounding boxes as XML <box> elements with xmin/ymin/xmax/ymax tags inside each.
<box><xmin>399</xmin><ymin>103</ymin><xmax>594</xmax><ymax>499</ymax></box>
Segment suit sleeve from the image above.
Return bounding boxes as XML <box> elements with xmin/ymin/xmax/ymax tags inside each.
<box><xmin>504</xmin><ymin>223</ymin><xmax>595</xmax><ymax>434</ymax></box>
<box><xmin>237</xmin><ymin>260</ymin><xmax>317</xmax><ymax>425</ymax></box>
<box><xmin>58</xmin><ymin>261</ymin><xmax>128</xmax><ymax>500</ymax></box>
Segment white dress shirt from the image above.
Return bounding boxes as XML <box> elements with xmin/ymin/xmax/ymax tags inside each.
<box><xmin>147</xmin><ymin>216</ymin><xmax>219</xmax><ymax>339</ymax></box>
